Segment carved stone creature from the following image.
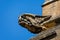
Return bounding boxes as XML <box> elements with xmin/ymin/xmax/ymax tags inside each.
<box><xmin>18</xmin><ymin>14</ymin><xmax>60</xmax><ymax>34</ymax></box>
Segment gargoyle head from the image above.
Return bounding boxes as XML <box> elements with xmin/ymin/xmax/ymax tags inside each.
<box><xmin>18</xmin><ymin>14</ymin><xmax>51</xmax><ymax>34</ymax></box>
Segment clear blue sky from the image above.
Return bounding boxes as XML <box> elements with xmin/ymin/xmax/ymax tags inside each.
<box><xmin>0</xmin><ymin>0</ymin><xmax>44</xmax><ymax>40</ymax></box>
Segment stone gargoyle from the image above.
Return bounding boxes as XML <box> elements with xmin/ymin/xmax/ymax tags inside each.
<box><xmin>18</xmin><ymin>14</ymin><xmax>60</xmax><ymax>34</ymax></box>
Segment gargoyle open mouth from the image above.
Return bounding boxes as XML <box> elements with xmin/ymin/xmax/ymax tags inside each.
<box><xmin>18</xmin><ymin>14</ymin><xmax>51</xmax><ymax>34</ymax></box>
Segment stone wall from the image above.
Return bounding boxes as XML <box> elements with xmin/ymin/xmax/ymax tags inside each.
<box><xmin>42</xmin><ymin>0</ymin><xmax>60</xmax><ymax>20</ymax></box>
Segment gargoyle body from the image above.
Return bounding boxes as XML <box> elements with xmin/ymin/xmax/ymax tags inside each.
<box><xmin>18</xmin><ymin>14</ymin><xmax>60</xmax><ymax>34</ymax></box>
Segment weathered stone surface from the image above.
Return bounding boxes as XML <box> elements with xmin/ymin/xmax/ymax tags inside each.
<box><xmin>30</xmin><ymin>0</ymin><xmax>60</xmax><ymax>40</ymax></box>
<box><xmin>42</xmin><ymin>0</ymin><xmax>60</xmax><ymax>20</ymax></box>
<box><xmin>51</xmin><ymin>29</ymin><xmax>60</xmax><ymax>40</ymax></box>
<box><xmin>30</xmin><ymin>25</ymin><xmax>60</xmax><ymax>40</ymax></box>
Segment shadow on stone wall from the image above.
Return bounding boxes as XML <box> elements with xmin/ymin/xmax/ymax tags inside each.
<box><xmin>40</xmin><ymin>32</ymin><xmax>57</xmax><ymax>40</ymax></box>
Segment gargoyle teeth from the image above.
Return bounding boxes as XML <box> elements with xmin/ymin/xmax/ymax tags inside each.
<box><xmin>20</xmin><ymin>18</ymin><xmax>31</xmax><ymax>25</ymax></box>
<box><xmin>27</xmin><ymin>21</ymin><xmax>30</xmax><ymax>23</ymax></box>
<box><xmin>24</xmin><ymin>19</ymin><xmax>27</xmax><ymax>21</ymax></box>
